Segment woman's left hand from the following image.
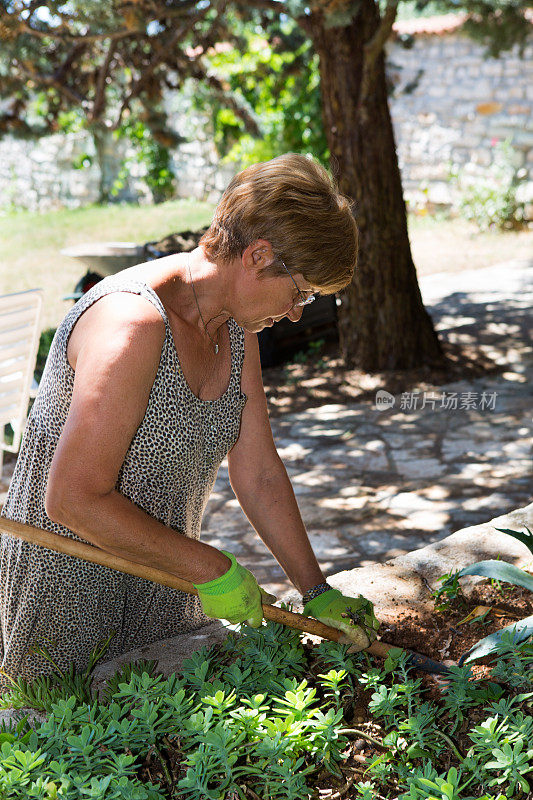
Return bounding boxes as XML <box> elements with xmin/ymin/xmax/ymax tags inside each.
<box><xmin>303</xmin><ymin>589</ymin><xmax>380</xmax><ymax>650</ymax></box>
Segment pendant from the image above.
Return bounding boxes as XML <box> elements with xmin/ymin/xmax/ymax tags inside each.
<box><xmin>214</xmin><ymin>344</ymin><xmax>219</xmax><ymax>355</ymax></box>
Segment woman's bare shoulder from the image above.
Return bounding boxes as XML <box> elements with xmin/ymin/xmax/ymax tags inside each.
<box><xmin>81</xmin><ymin>290</ymin><xmax>164</xmax><ymax>326</ymax></box>
<box><xmin>67</xmin><ymin>291</ymin><xmax>166</xmax><ymax>371</ymax></box>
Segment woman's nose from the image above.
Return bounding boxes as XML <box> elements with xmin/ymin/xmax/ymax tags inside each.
<box><xmin>287</xmin><ymin>305</ymin><xmax>304</xmax><ymax>322</ymax></box>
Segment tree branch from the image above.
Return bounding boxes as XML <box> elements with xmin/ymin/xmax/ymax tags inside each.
<box><xmin>363</xmin><ymin>0</ymin><xmax>398</xmax><ymax>68</ymax></box>
<box><xmin>115</xmin><ymin>7</ymin><xmax>210</xmax><ymax>126</ymax></box>
<box><xmin>15</xmin><ymin>64</ymin><xmax>85</xmax><ymax>107</ymax></box>
<box><xmin>177</xmin><ymin>54</ymin><xmax>262</xmax><ymax>137</ymax></box>
<box><xmin>205</xmin><ymin>70</ymin><xmax>262</xmax><ymax>137</ymax></box>
<box><xmin>90</xmin><ymin>39</ymin><xmax>115</xmax><ymax>123</ymax></box>
<box><xmin>52</xmin><ymin>42</ymin><xmax>87</xmax><ymax>84</ymax></box>
<box><xmin>20</xmin><ymin>20</ymin><xmax>138</xmax><ymax>44</ymax></box>
<box><xmin>359</xmin><ymin>0</ymin><xmax>398</xmax><ymax>112</ymax></box>
<box><xmin>236</xmin><ymin>0</ymin><xmax>284</xmax><ymax>11</ymax></box>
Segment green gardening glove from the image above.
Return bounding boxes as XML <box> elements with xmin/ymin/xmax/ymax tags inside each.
<box><xmin>194</xmin><ymin>551</ymin><xmax>276</xmax><ymax>628</ymax></box>
<box><xmin>303</xmin><ymin>589</ymin><xmax>380</xmax><ymax>651</ymax></box>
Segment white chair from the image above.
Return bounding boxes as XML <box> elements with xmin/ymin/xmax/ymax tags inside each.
<box><xmin>0</xmin><ymin>289</ymin><xmax>43</xmax><ymax>478</ymax></box>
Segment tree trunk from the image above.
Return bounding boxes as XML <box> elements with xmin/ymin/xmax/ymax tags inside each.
<box><xmin>307</xmin><ymin>1</ymin><xmax>444</xmax><ymax>371</ymax></box>
<box><xmin>92</xmin><ymin>126</ymin><xmax>119</xmax><ymax>204</ymax></box>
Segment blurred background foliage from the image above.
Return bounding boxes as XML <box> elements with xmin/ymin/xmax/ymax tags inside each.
<box><xmin>191</xmin><ymin>13</ymin><xmax>328</xmax><ymax>167</ymax></box>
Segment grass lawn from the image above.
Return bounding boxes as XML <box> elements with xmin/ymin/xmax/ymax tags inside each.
<box><xmin>1</xmin><ymin>200</ymin><xmax>531</xmax><ymax>331</ymax></box>
<box><xmin>0</xmin><ymin>200</ymin><xmax>214</xmax><ymax>330</ymax></box>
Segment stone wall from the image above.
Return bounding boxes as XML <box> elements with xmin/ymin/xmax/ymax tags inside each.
<box><xmin>163</xmin><ymin>82</ymin><xmax>240</xmax><ymax>203</ymax></box>
<box><xmin>0</xmin><ymin>101</ymin><xmax>228</xmax><ymax>213</ymax></box>
<box><xmin>0</xmin><ymin>130</ymin><xmax>148</xmax><ymax>212</ymax></box>
<box><xmin>0</xmin><ymin>132</ymin><xmax>99</xmax><ymax>212</ymax></box>
<box><xmin>0</xmin><ymin>16</ymin><xmax>531</xmax><ymax>212</ymax></box>
<box><xmin>0</xmin><ymin>82</ymin><xmax>231</xmax><ymax>212</ymax></box>
<box><xmin>387</xmin><ymin>19</ymin><xmax>533</xmax><ymax>210</ymax></box>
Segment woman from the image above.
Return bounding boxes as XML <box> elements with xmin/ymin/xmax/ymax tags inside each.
<box><xmin>0</xmin><ymin>154</ymin><xmax>379</xmax><ymax>685</ymax></box>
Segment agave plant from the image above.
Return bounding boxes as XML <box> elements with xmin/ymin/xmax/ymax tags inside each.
<box><xmin>442</xmin><ymin>526</ymin><xmax>533</xmax><ymax>665</ymax></box>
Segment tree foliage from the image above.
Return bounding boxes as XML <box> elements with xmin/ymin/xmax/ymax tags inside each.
<box><xmin>0</xmin><ymin>1</ymin><xmax>266</xmax><ymax>200</ymax></box>
<box><xmin>0</xmin><ymin>0</ymin><xmax>260</xmax><ymax>142</ymax></box>
<box><xmin>1</xmin><ymin>0</ymin><xmax>531</xmax><ymax>364</ymax></box>
<box><xmin>195</xmin><ymin>0</ymin><xmax>531</xmax><ymax>167</ymax></box>
<box><xmin>1</xmin><ymin>0</ymin><xmax>529</xmax><ymax>150</ymax></box>
<box><xmin>192</xmin><ymin>12</ymin><xmax>328</xmax><ymax>166</ymax></box>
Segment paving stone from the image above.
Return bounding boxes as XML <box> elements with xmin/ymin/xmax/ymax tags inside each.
<box><xmin>419</xmin><ymin>485</ymin><xmax>450</xmax><ymax>501</ymax></box>
<box><xmin>501</xmin><ymin>440</ymin><xmax>532</xmax><ymax>459</ymax></box>
<box><xmin>0</xmin><ymin>707</ymin><xmax>47</xmax><ymax>727</ymax></box>
<box><xmin>317</xmin><ymin>495</ymin><xmax>368</xmax><ymax>512</ymax></box>
<box><xmin>347</xmin><ymin>530</ymin><xmax>435</xmax><ymax>560</ymax></box>
<box><xmin>91</xmin><ymin>621</ymin><xmax>230</xmax><ymax>689</ymax></box>
<box><xmin>446</xmin><ymin>462</ymin><xmax>493</xmax><ymax>480</ymax></box>
<box><xmin>292</xmin><ymin>470</ymin><xmax>336</xmax><ymax>488</ymax></box>
<box><xmin>306</xmin><ymin>531</ymin><xmax>358</xmax><ymax>561</ymax></box>
<box><xmin>276</xmin><ymin>442</ymin><xmax>313</xmax><ymax>460</ymax></box>
<box><xmin>392</xmin><ymin>456</ymin><xmax>448</xmax><ymax>479</ymax></box>
<box><xmin>380</xmin><ymin>433</ymin><xmax>414</xmax><ymax>448</ymax></box>
<box><xmin>442</xmin><ymin>438</ymin><xmax>502</xmax><ymax>459</ymax></box>
<box><xmin>385</xmin><ymin>492</ymin><xmax>439</xmax><ymax>513</ymax></box>
<box><xmin>292</xmin><ymin>483</ymin><xmax>316</xmax><ymax>496</ymax></box>
<box><xmin>461</xmin><ymin>492</ymin><xmax>516</xmax><ymax>512</ymax></box>
<box><xmin>345</xmin><ymin>448</ymin><xmax>389</xmax><ymax>471</ymax></box>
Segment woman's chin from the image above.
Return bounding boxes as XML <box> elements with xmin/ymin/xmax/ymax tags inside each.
<box><xmin>242</xmin><ymin>318</ymin><xmax>274</xmax><ymax>332</ymax></box>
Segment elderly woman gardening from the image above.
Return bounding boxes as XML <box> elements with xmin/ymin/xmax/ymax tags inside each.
<box><xmin>0</xmin><ymin>154</ymin><xmax>379</xmax><ymax>685</ymax></box>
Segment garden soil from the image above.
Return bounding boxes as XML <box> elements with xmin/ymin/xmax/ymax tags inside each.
<box><xmin>377</xmin><ymin>578</ymin><xmax>533</xmax><ymax>674</ymax></box>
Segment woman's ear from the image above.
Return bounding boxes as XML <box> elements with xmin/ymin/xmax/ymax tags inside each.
<box><xmin>242</xmin><ymin>239</ymin><xmax>275</xmax><ymax>272</ymax></box>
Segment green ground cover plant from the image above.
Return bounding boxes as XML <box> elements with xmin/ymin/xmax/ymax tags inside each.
<box><xmin>450</xmin><ymin>140</ymin><xmax>529</xmax><ymax>232</ymax></box>
<box><xmin>0</xmin><ymin>601</ymin><xmax>531</xmax><ymax>800</ymax></box>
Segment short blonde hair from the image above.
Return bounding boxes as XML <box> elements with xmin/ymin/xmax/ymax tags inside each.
<box><xmin>200</xmin><ymin>154</ymin><xmax>358</xmax><ymax>294</ymax></box>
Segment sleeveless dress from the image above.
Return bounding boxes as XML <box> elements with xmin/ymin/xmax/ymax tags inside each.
<box><xmin>0</xmin><ymin>275</ymin><xmax>247</xmax><ymax>686</ymax></box>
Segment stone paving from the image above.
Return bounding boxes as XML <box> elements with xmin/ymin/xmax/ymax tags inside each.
<box><xmin>0</xmin><ymin>258</ymin><xmax>531</xmax><ymax>603</ymax></box>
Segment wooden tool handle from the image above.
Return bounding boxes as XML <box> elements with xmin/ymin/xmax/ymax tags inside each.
<box><xmin>0</xmin><ymin>517</ymin><xmax>446</xmax><ymax>670</ymax></box>
<box><xmin>0</xmin><ymin>517</ymin><xmax>345</xmax><ymax>643</ymax></box>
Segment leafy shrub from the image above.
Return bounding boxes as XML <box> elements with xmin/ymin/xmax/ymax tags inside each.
<box><xmin>113</xmin><ymin>118</ymin><xmax>176</xmax><ymax>204</ymax></box>
<box><xmin>35</xmin><ymin>328</ymin><xmax>57</xmax><ymax>384</ymax></box>
<box><xmin>450</xmin><ymin>139</ymin><xmax>528</xmax><ymax>231</ymax></box>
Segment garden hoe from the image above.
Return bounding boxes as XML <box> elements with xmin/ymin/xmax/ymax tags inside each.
<box><xmin>0</xmin><ymin>517</ymin><xmax>451</xmax><ymax>676</ymax></box>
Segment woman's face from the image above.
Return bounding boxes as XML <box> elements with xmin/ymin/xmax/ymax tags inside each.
<box><xmin>236</xmin><ymin>241</ymin><xmax>316</xmax><ymax>333</ymax></box>
<box><xmin>241</xmin><ymin>271</ymin><xmax>312</xmax><ymax>333</ymax></box>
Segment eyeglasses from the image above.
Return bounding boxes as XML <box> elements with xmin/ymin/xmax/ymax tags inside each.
<box><xmin>279</xmin><ymin>259</ymin><xmax>316</xmax><ymax>307</ymax></box>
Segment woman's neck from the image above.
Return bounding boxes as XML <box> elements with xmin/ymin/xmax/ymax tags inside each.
<box><xmin>147</xmin><ymin>247</ymin><xmax>232</xmax><ymax>338</ymax></box>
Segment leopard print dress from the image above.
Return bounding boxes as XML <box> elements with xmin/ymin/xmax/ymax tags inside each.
<box><xmin>0</xmin><ymin>275</ymin><xmax>247</xmax><ymax>686</ymax></box>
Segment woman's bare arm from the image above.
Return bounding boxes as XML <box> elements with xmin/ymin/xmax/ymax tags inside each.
<box><xmin>227</xmin><ymin>331</ymin><xmax>325</xmax><ymax>595</ymax></box>
<box><xmin>46</xmin><ymin>293</ymin><xmax>230</xmax><ymax>584</ymax></box>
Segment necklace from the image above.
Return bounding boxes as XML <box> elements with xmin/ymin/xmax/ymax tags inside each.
<box><xmin>187</xmin><ymin>255</ymin><xmax>220</xmax><ymax>355</ymax></box>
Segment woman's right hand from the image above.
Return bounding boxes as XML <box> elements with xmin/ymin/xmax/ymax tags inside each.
<box><xmin>193</xmin><ymin>551</ymin><xmax>276</xmax><ymax>627</ymax></box>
